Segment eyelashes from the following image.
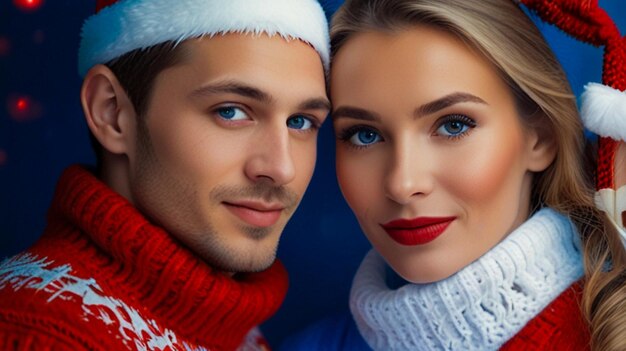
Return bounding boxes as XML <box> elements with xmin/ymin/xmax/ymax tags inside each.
<box><xmin>337</xmin><ymin>114</ymin><xmax>477</xmax><ymax>149</ymax></box>
<box><xmin>211</xmin><ymin>104</ymin><xmax>321</xmax><ymax>132</ymax></box>
<box><xmin>215</xmin><ymin>106</ymin><xmax>249</xmax><ymax>121</ymax></box>
<box><xmin>435</xmin><ymin>114</ymin><xmax>476</xmax><ymax>140</ymax></box>
<box><xmin>338</xmin><ymin>125</ymin><xmax>383</xmax><ymax>147</ymax></box>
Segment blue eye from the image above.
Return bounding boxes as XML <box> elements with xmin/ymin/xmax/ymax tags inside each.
<box><xmin>287</xmin><ymin>115</ymin><xmax>314</xmax><ymax>130</ymax></box>
<box><xmin>216</xmin><ymin>106</ymin><xmax>248</xmax><ymax>120</ymax></box>
<box><xmin>435</xmin><ymin>115</ymin><xmax>475</xmax><ymax>138</ymax></box>
<box><xmin>349</xmin><ymin>128</ymin><xmax>381</xmax><ymax>146</ymax></box>
<box><xmin>438</xmin><ymin>121</ymin><xmax>469</xmax><ymax>136</ymax></box>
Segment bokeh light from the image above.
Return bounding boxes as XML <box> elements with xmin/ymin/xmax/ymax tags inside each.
<box><xmin>0</xmin><ymin>37</ymin><xmax>10</xmax><ymax>57</ymax></box>
<box><xmin>0</xmin><ymin>150</ymin><xmax>7</xmax><ymax>167</ymax></box>
<box><xmin>13</xmin><ymin>0</ymin><xmax>45</xmax><ymax>12</ymax></box>
<box><xmin>7</xmin><ymin>94</ymin><xmax>43</xmax><ymax>122</ymax></box>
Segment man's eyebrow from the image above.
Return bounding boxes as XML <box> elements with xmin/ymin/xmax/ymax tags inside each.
<box><xmin>414</xmin><ymin>92</ymin><xmax>487</xmax><ymax>118</ymax></box>
<box><xmin>190</xmin><ymin>80</ymin><xmax>274</xmax><ymax>104</ymax></box>
<box><xmin>190</xmin><ymin>80</ymin><xmax>330</xmax><ymax>112</ymax></box>
<box><xmin>331</xmin><ymin>106</ymin><xmax>381</xmax><ymax>122</ymax></box>
<box><xmin>299</xmin><ymin>98</ymin><xmax>331</xmax><ymax>113</ymax></box>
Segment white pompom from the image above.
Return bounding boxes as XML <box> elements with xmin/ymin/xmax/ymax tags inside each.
<box><xmin>580</xmin><ymin>82</ymin><xmax>626</xmax><ymax>141</ymax></box>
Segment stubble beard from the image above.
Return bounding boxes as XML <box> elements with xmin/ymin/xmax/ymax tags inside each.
<box><xmin>132</xmin><ymin>119</ymin><xmax>295</xmax><ymax>273</ymax></box>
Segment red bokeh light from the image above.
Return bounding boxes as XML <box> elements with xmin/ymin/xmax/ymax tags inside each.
<box><xmin>0</xmin><ymin>150</ymin><xmax>7</xmax><ymax>167</ymax></box>
<box><xmin>0</xmin><ymin>37</ymin><xmax>10</xmax><ymax>57</ymax></box>
<box><xmin>16</xmin><ymin>98</ymin><xmax>28</xmax><ymax>111</ymax></box>
<box><xmin>7</xmin><ymin>94</ymin><xmax>43</xmax><ymax>122</ymax></box>
<box><xmin>13</xmin><ymin>0</ymin><xmax>44</xmax><ymax>12</ymax></box>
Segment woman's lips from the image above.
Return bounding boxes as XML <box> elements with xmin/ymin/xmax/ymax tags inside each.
<box><xmin>380</xmin><ymin>216</ymin><xmax>456</xmax><ymax>246</ymax></box>
<box><xmin>223</xmin><ymin>201</ymin><xmax>284</xmax><ymax>228</ymax></box>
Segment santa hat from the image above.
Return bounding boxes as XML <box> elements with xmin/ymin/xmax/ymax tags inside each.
<box><xmin>518</xmin><ymin>0</ymin><xmax>626</xmax><ymax>241</ymax></box>
<box><xmin>517</xmin><ymin>0</ymin><xmax>626</xmax><ymax>189</ymax></box>
<box><xmin>78</xmin><ymin>0</ymin><xmax>330</xmax><ymax>76</ymax></box>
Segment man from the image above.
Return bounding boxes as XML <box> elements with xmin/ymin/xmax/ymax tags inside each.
<box><xmin>0</xmin><ymin>0</ymin><xmax>330</xmax><ymax>350</ymax></box>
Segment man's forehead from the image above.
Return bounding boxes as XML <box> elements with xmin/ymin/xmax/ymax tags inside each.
<box><xmin>188</xmin><ymin>79</ymin><xmax>330</xmax><ymax>112</ymax></box>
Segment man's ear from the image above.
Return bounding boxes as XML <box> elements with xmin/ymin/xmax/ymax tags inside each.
<box><xmin>81</xmin><ymin>64</ymin><xmax>137</xmax><ymax>155</ymax></box>
<box><xmin>526</xmin><ymin>114</ymin><xmax>558</xmax><ymax>172</ymax></box>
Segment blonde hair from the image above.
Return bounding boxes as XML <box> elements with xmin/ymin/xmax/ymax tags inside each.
<box><xmin>331</xmin><ymin>0</ymin><xmax>626</xmax><ymax>349</ymax></box>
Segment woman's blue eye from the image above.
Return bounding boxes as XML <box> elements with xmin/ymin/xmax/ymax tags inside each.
<box><xmin>437</xmin><ymin>120</ymin><xmax>470</xmax><ymax>137</ymax></box>
<box><xmin>217</xmin><ymin>106</ymin><xmax>248</xmax><ymax>120</ymax></box>
<box><xmin>287</xmin><ymin>115</ymin><xmax>313</xmax><ymax>130</ymax></box>
<box><xmin>349</xmin><ymin>128</ymin><xmax>381</xmax><ymax>146</ymax></box>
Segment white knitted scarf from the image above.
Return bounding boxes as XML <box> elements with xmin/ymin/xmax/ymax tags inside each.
<box><xmin>350</xmin><ymin>208</ymin><xmax>584</xmax><ymax>351</ymax></box>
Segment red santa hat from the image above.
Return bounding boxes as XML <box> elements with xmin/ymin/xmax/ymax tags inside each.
<box><xmin>78</xmin><ymin>0</ymin><xmax>330</xmax><ymax>76</ymax></box>
<box><xmin>518</xmin><ymin>0</ymin><xmax>626</xmax><ymax>240</ymax></box>
<box><xmin>518</xmin><ymin>0</ymin><xmax>626</xmax><ymax>190</ymax></box>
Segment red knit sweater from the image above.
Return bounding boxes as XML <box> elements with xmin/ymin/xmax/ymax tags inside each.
<box><xmin>501</xmin><ymin>283</ymin><xmax>590</xmax><ymax>350</ymax></box>
<box><xmin>0</xmin><ymin>166</ymin><xmax>288</xmax><ymax>351</ymax></box>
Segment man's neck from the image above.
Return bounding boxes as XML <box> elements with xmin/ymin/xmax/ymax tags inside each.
<box><xmin>99</xmin><ymin>154</ymin><xmax>134</xmax><ymax>203</ymax></box>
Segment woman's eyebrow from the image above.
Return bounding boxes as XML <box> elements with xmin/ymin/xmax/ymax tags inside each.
<box><xmin>414</xmin><ymin>92</ymin><xmax>487</xmax><ymax>118</ymax></box>
<box><xmin>332</xmin><ymin>106</ymin><xmax>381</xmax><ymax>122</ymax></box>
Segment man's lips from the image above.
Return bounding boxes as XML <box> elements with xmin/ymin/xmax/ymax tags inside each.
<box><xmin>223</xmin><ymin>201</ymin><xmax>284</xmax><ymax>228</ymax></box>
<box><xmin>380</xmin><ymin>216</ymin><xmax>456</xmax><ymax>246</ymax></box>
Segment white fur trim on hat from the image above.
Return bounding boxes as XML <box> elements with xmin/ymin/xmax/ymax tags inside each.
<box><xmin>78</xmin><ymin>0</ymin><xmax>329</xmax><ymax>76</ymax></box>
<box><xmin>580</xmin><ymin>82</ymin><xmax>626</xmax><ymax>141</ymax></box>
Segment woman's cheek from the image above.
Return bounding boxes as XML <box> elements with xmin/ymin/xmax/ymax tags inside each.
<box><xmin>440</xmin><ymin>132</ymin><xmax>524</xmax><ymax>203</ymax></box>
<box><xmin>337</xmin><ymin>150</ymin><xmax>382</xmax><ymax>216</ymax></box>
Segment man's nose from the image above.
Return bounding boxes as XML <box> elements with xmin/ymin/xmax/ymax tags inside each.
<box><xmin>244</xmin><ymin>124</ymin><xmax>296</xmax><ymax>186</ymax></box>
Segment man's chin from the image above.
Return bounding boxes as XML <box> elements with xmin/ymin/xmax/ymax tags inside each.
<box><xmin>213</xmin><ymin>253</ymin><xmax>277</xmax><ymax>274</ymax></box>
<box><xmin>183</xmin><ymin>224</ymin><xmax>283</xmax><ymax>273</ymax></box>
<box><xmin>199</xmin><ymin>242</ymin><xmax>279</xmax><ymax>274</ymax></box>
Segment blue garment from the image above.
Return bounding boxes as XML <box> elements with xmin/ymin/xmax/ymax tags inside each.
<box><xmin>280</xmin><ymin>313</ymin><xmax>371</xmax><ymax>351</ymax></box>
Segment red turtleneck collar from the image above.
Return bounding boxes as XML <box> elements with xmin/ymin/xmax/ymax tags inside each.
<box><xmin>30</xmin><ymin>165</ymin><xmax>289</xmax><ymax>350</ymax></box>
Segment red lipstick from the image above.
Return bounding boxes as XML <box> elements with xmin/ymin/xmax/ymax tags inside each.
<box><xmin>381</xmin><ymin>217</ymin><xmax>455</xmax><ymax>246</ymax></box>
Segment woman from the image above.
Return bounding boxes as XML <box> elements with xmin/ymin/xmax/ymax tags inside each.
<box><xmin>283</xmin><ymin>0</ymin><xmax>626</xmax><ymax>350</ymax></box>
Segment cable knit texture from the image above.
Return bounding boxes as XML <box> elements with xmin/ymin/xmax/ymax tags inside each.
<box><xmin>350</xmin><ymin>208</ymin><xmax>585</xmax><ymax>351</ymax></box>
<box><xmin>0</xmin><ymin>165</ymin><xmax>288</xmax><ymax>351</ymax></box>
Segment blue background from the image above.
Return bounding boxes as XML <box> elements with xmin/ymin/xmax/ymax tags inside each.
<box><xmin>1</xmin><ymin>0</ymin><xmax>624</xmax><ymax>348</ymax></box>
